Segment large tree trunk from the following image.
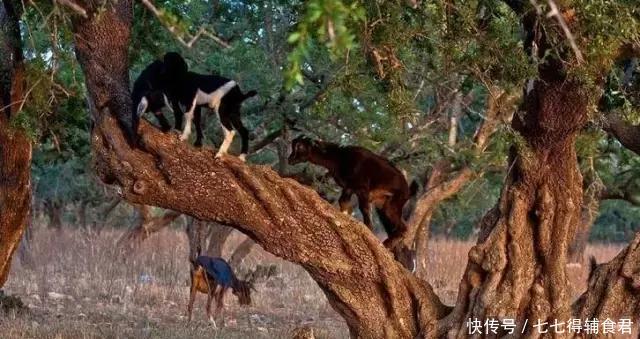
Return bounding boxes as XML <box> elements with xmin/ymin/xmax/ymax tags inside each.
<box><xmin>0</xmin><ymin>0</ymin><xmax>31</xmax><ymax>288</ymax></box>
<box><xmin>440</xmin><ymin>79</ymin><xmax>589</xmax><ymax>337</ymax></box>
<box><xmin>71</xmin><ymin>2</ymin><xmax>449</xmax><ymax>336</ymax></box>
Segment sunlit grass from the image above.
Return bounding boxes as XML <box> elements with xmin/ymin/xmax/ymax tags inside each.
<box><xmin>0</xmin><ymin>226</ymin><xmax>632</xmax><ymax>338</ymax></box>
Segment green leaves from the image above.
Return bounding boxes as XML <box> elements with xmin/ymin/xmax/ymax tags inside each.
<box><xmin>285</xmin><ymin>0</ymin><xmax>364</xmax><ymax>88</ymax></box>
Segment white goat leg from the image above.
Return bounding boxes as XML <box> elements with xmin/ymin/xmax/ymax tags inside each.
<box><xmin>180</xmin><ymin>98</ymin><xmax>198</xmax><ymax>141</ymax></box>
<box><xmin>215</xmin><ymin>128</ymin><xmax>236</xmax><ymax>158</ymax></box>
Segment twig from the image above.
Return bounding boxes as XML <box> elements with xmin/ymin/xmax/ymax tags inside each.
<box><xmin>54</xmin><ymin>0</ymin><xmax>88</xmax><ymax>18</ymax></box>
<box><xmin>138</xmin><ymin>0</ymin><xmax>230</xmax><ymax>49</ymax></box>
<box><xmin>531</xmin><ymin>0</ymin><xmax>584</xmax><ymax>64</ymax></box>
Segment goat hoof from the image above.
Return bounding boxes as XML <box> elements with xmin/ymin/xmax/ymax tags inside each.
<box><xmin>208</xmin><ymin>317</ymin><xmax>217</xmax><ymax>329</ymax></box>
<box><xmin>238</xmin><ymin>154</ymin><xmax>246</xmax><ymax>162</ymax></box>
<box><xmin>194</xmin><ymin>141</ymin><xmax>203</xmax><ymax>148</ymax></box>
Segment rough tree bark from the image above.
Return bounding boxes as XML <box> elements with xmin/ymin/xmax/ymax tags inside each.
<box><xmin>71</xmin><ymin>2</ymin><xmax>449</xmax><ymax>337</ymax></box>
<box><xmin>0</xmin><ymin>0</ymin><xmax>31</xmax><ymax>287</ymax></box>
<box><xmin>440</xmin><ymin>77</ymin><xmax>591</xmax><ymax>337</ymax></box>
<box><xmin>574</xmin><ymin>232</ymin><xmax>640</xmax><ymax>321</ymax></box>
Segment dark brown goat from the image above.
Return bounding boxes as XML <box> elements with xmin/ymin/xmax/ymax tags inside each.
<box><xmin>288</xmin><ymin>136</ymin><xmax>415</xmax><ymax>245</ymax></box>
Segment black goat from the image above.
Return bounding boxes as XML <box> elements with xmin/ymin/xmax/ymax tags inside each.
<box><xmin>171</xmin><ymin>72</ymin><xmax>257</xmax><ymax>160</ymax></box>
<box><xmin>288</xmin><ymin>136</ymin><xmax>415</xmax><ymax>242</ymax></box>
<box><xmin>131</xmin><ymin>52</ymin><xmax>187</xmax><ymax>134</ymax></box>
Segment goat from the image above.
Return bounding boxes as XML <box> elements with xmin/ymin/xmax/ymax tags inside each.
<box><xmin>131</xmin><ymin>52</ymin><xmax>187</xmax><ymax>134</ymax></box>
<box><xmin>288</xmin><ymin>136</ymin><xmax>418</xmax><ymax>270</ymax></box>
<box><xmin>168</xmin><ymin>70</ymin><xmax>257</xmax><ymax>160</ymax></box>
<box><xmin>187</xmin><ymin>256</ymin><xmax>253</xmax><ymax>327</ymax></box>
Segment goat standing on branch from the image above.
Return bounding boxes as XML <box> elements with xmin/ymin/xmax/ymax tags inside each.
<box><xmin>159</xmin><ymin>52</ymin><xmax>257</xmax><ymax>159</ymax></box>
<box><xmin>288</xmin><ymin>136</ymin><xmax>418</xmax><ymax>270</ymax></box>
<box><xmin>187</xmin><ymin>256</ymin><xmax>254</xmax><ymax>327</ymax></box>
<box><xmin>131</xmin><ymin>52</ymin><xmax>187</xmax><ymax>135</ymax></box>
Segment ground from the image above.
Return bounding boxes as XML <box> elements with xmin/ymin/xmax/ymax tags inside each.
<box><xmin>0</xmin><ymin>226</ymin><xmax>629</xmax><ymax>338</ymax></box>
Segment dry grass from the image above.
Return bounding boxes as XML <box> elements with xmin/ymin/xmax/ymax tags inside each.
<box><xmin>0</xmin><ymin>227</ymin><xmax>630</xmax><ymax>338</ymax></box>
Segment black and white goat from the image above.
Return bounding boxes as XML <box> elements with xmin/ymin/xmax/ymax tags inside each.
<box><xmin>131</xmin><ymin>52</ymin><xmax>187</xmax><ymax>134</ymax></box>
<box><xmin>132</xmin><ymin>52</ymin><xmax>256</xmax><ymax>160</ymax></box>
<box><xmin>171</xmin><ymin>72</ymin><xmax>257</xmax><ymax>160</ymax></box>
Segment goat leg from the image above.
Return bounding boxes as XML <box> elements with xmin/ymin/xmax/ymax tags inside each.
<box><xmin>180</xmin><ymin>98</ymin><xmax>197</xmax><ymax>141</ymax></box>
<box><xmin>206</xmin><ymin>289</ymin><xmax>217</xmax><ymax>328</ymax></box>
<box><xmin>357</xmin><ymin>193</ymin><xmax>372</xmax><ymax>229</ymax></box>
<box><xmin>338</xmin><ymin>190</ymin><xmax>354</xmax><ymax>215</ymax></box>
<box><xmin>187</xmin><ymin>279</ymin><xmax>197</xmax><ymax>322</ymax></box>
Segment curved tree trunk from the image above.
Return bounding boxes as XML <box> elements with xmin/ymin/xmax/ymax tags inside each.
<box><xmin>440</xmin><ymin>79</ymin><xmax>589</xmax><ymax>337</ymax></box>
<box><xmin>0</xmin><ymin>0</ymin><xmax>31</xmax><ymax>288</ymax></box>
<box><xmin>71</xmin><ymin>2</ymin><xmax>449</xmax><ymax>336</ymax></box>
<box><xmin>402</xmin><ymin>87</ymin><xmax>515</xmax><ymax>277</ymax></box>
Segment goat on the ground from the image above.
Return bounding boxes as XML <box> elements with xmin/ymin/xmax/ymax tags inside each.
<box><xmin>187</xmin><ymin>256</ymin><xmax>253</xmax><ymax>327</ymax></box>
<box><xmin>131</xmin><ymin>52</ymin><xmax>187</xmax><ymax>134</ymax></box>
<box><xmin>288</xmin><ymin>136</ymin><xmax>417</xmax><ymax>270</ymax></box>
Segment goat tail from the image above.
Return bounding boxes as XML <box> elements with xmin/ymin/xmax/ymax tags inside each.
<box><xmin>409</xmin><ymin>180</ymin><xmax>420</xmax><ymax>197</ymax></box>
<box><xmin>242</xmin><ymin>90</ymin><xmax>258</xmax><ymax>101</ymax></box>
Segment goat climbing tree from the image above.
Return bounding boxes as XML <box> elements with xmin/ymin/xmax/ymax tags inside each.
<box><xmin>64</xmin><ymin>0</ymin><xmax>640</xmax><ymax>337</ymax></box>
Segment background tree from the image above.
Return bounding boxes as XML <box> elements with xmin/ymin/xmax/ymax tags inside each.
<box><xmin>0</xmin><ymin>0</ymin><xmax>31</xmax><ymax>287</ymax></box>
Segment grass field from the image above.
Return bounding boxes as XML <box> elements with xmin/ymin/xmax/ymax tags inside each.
<box><xmin>0</xmin><ymin>226</ymin><xmax>631</xmax><ymax>338</ymax></box>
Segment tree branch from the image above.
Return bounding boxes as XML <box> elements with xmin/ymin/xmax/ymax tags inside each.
<box><xmin>54</xmin><ymin>0</ymin><xmax>87</xmax><ymax>18</ymax></box>
<box><xmin>602</xmin><ymin>114</ymin><xmax>640</xmax><ymax>156</ymax></box>
<box><xmin>138</xmin><ymin>0</ymin><xmax>230</xmax><ymax>49</ymax></box>
<box><xmin>573</xmin><ymin>232</ymin><xmax>640</xmax><ymax>320</ymax></box>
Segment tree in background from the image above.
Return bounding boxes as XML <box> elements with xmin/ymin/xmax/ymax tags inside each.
<box><xmin>0</xmin><ymin>0</ymin><xmax>31</xmax><ymax>287</ymax></box>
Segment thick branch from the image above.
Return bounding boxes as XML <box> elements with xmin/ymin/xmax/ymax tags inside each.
<box><xmin>602</xmin><ymin>114</ymin><xmax>640</xmax><ymax>156</ymax></box>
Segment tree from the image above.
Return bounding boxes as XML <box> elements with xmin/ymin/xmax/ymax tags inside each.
<box><xmin>0</xmin><ymin>0</ymin><xmax>637</xmax><ymax>336</ymax></box>
<box><xmin>63</xmin><ymin>0</ymin><xmax>640</xmax><ymax>337</ymax></box>
<box><xmin>0</xmin><ymin>0</ymin><xmax>32</xmax><ymax>287</ymax></box>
